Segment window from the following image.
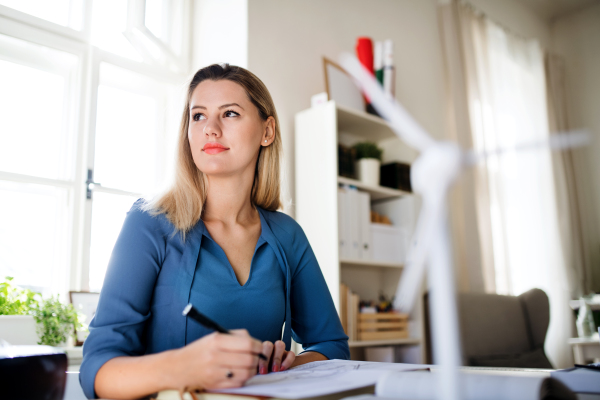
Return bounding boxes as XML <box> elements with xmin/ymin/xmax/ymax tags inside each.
<box><xmin>0</xmin><ymin>0</ymin><xmax>190</xmax><ymax>296</ymax></box>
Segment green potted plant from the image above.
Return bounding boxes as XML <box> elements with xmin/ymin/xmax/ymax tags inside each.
<box><xmin>32</xmin><ymin>295</ymin><xmax>81</xmax><ymax>347</ymax></box>
<box><xmin>0</xmin><ymin>277</ymin><xmax>80</xmax><ymax>347</ymax></box>
<box><xmin>352</xmin><ymin>141</ymin><xmax>383</xmax><ymax>186</ymax></box>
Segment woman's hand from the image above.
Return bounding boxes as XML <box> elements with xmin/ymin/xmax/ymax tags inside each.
<box><xmin>258</xmin><ymin>340</ymin><xmax>296</xmax><ymax>374</ymax></box>
<box><xmin>171</xmin><ymin>329</ymin><xmax>263</xmax><ymax>391</ymax></box>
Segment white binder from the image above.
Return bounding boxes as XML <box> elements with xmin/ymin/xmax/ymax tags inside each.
<box><xmin>337</xmin><ymin>188</ymin><xmax>349</xmax><ymax>258</ymax></box>
<box><xmin>357</xmin><ymin>191</ymin><xmax>372</xmax><ymax>260</ymax></box>
<box><xmin>346</xmin><ymin>188</ymin><xmax>360</xmax><ymax>259</ymax></box>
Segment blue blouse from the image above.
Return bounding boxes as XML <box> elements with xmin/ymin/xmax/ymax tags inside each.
<box><xmin>80</xmin><ymin>200</ymin><xmax>349</xmax><ymax>399</ymax></box>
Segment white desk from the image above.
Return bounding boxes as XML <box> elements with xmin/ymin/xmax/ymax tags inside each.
<box><xmin>569</xmin><ymin>335</ymin><xmax>600</xmax><ymax>364</ymax></box>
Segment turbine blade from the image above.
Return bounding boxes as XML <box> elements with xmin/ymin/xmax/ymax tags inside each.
<box><xmin>339</xmin><ymin>52</ymin><xmax>436</xmax><ymax>153</ymax></box>
<box><xmin>464</xmin><ymin>130</ymin><xmax>590</xmax><ymax>166</ymax></box>
<box><xmin>393</xmin><ymin>196</ymin><xmax>444</xmax><ymax>313</ymax></box>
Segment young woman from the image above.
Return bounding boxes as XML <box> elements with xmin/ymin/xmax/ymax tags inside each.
<box><xmin>79</xmin><ymin>64</ymin><xmax>349</xmax><ymax>399</ymax></box>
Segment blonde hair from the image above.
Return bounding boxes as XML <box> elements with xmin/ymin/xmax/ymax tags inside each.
<box><xmin>145</xmin><ymin>64</ymin><xmax>283</xmax><ymax>236</ymax></box>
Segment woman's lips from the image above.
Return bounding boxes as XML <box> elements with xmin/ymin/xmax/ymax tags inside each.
<box><xmin>202</xmin><ymin>143</ymin><xmax>229</xmax><ymax>154</ymax></box>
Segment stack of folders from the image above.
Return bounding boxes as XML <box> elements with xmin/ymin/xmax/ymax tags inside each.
<box><xmin>338</xmin><ymin>186</ymin><xmax>372</xmax><ymax>260</ymax></box>
<box><xmin>340</xmin><ymin>283</ymin><xmax>360</xmax><ymax>341</ymax></box>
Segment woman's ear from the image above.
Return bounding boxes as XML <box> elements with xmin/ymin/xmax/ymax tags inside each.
<box><xmin>262</xmin><ymin>117</ymin><xmax>276</xmax><ymax>146</ymax></box>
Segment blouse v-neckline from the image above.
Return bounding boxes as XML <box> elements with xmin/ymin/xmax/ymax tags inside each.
<box><xmin>200</xmin><ymin>210</ymin><xmax>267</xmax><ymax>287</ymax></box>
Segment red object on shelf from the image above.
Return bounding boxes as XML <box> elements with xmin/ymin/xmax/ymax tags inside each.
<box><xmin>356</xmin><ymin>37</ymin><xmax>374</xmax><ymax>75</ymax></box>
<box><xmin>356</xmin><ymin>37</ymin><xmax>374</xmax><ymax>105</ymax></box>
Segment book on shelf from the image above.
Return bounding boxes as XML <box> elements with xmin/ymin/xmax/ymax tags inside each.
<box><xmin>352</xmin><ymin>293</ymin><xmax>360</xmax><ymax>341</ymax></box>
<box><xmin>340</xmin><ymin>283</ymin><xmax>348</xmax><ymax>335</ymax></box>
<box><xmin>340</xmin><ymin>284</ymin><xmax>359</xmax><ymax>341</ymax></box>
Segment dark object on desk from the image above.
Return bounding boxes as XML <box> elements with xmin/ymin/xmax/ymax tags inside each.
<box><xmin>551</xmin><ymin>366</ymin><xmax>600</xmax><ymax>394</ymax></box>
<box><xmin>574</xmin><ymin>363</ymin><xmax>600</xmax><ymax>371</ymax></box>
<box><xmin>424</xmin><ymin>288</ymin><xmax>554</xmax><ymax>369</ymax></box>
<box><xmin>338</xmin><ymin>144</ymin><xmax>356</xmax><ymax>179</ymax></box>
<box><xmin>0</xmin><ymin>345</ymin><xmax>67</xmax><ymax>400</ymax></box>
<box><xmin>380</xmin><ymin>162</ymin><xmax>412</xmax><ymax>192</ymax></box>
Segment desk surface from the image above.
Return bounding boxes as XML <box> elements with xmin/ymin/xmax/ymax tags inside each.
<box><xmin>66</xmin><ymin>367</ymin><xmax>600</xmax><ymax>400</ymax></box>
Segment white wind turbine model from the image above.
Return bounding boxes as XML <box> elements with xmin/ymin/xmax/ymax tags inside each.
<box><xmin>339</xmin><ymin>53</ymin><xmax>589</xmax><ymax>400</ymax></box>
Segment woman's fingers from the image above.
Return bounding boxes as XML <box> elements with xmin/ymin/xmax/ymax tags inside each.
<box><xmin>280</xmin><ymin>350</ymin><xmax>296</xmax><ymax>372</ymax></box>
<box><xmin>270</xmin><ymin>340</ymin><xmax>286</xmax><ymax>372</ymax></box>
<box><xmin>258</xmin><ymin>341</ymin><xmax>274</xmax><ymax>375</ymax></box>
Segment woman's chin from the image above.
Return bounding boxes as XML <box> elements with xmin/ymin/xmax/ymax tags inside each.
<box><xmin>199</xmin><ymin>167</ymin><xmax>239</xmax><ymax>178</ymax></box>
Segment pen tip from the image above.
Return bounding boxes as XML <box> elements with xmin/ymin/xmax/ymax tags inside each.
<box><xmin>183</xmin><ymin>304</ymin><xmax>192</xmax><ymax>316</ymax></box>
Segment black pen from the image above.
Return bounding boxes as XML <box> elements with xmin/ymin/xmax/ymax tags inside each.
<box><xmin>182</xmin><ymin>303</ymin><xmax>268</xmax><ymax>361</ymax></box>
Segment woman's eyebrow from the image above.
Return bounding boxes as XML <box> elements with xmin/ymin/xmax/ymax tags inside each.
<box><xmin>191</xmin><ymin>103</ymin><xmax>244</xmax><ymax>110</ymax></box>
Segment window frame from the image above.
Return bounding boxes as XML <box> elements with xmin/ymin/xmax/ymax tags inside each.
<box><xmin>0</xmin><ymin>0</ymin><xmax>192</xmax><ymax>294</ymax></box>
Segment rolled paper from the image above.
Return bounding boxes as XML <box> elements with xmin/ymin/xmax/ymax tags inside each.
<box><xmin>383</xmin><ymin>39</ymin><xmax>395</xmax><ymax>98</ymax></box>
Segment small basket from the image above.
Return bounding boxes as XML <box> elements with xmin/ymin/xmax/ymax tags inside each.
<box><xmin>357</xmin><ymin>312</ymin><xmax>409</xmax><ymax>341</ymax></box>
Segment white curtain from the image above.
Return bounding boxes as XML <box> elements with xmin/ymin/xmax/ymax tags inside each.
<box><xmin>441</xmin><ymin>2</ymin><xmax>574</xmax><ymax>368</ymax></box>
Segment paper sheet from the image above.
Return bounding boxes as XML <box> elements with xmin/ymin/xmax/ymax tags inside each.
<box><xmin>209</xmin><ymin>360</ymin><xmax>428</xmax><ymax>399</ymax></box>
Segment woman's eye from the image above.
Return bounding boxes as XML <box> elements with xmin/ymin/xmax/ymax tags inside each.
<box><xmin>192</xmin><ymin>113</ymin><xmax>205</xmax><ymax>121</ymax></box>
<box><xmin>224</xmin><ymin>110</ymin><xmax>239</xmax><ymax>118</ymax></box>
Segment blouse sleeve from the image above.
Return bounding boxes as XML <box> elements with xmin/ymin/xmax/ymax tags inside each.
<box><xmin>288</xmin><ymin>224</ymin><xmax>350</xmax><ymax>360</ymax></box>
<box><xmin>79</xmin><ymin>200</ymin><xmax>166</xmax><ymax>399</ymax></box>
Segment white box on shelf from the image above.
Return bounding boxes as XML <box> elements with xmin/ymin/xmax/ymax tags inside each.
<box><xmin>370</xmin><ymin>223</ymin><xmax>408</xmax><ymax>263</ymax></box>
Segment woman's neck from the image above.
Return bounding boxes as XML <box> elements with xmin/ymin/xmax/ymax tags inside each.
<box><xmin>202</xmin><ymin>172</ymin><xmax>257</xmax><ymax>227</ymax></box>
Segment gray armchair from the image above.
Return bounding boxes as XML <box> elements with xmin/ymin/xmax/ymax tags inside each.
<box><xmin>457</xmin><ymin>288</ymin><xmax>554</xmax><ymax>368</ymax></box>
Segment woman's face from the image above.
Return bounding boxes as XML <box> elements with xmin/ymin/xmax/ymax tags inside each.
<box><xmin>188</xmin><ymin>79</ymin><xmax>273</xmax><ymax>178</ymax></box>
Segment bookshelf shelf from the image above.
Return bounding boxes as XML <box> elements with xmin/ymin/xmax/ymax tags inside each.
<box><xmin>336</xmin><ymin>104</ymin><xmax>395</xmax><ymax>141</ymax></box>
<box><xmin>340</xmin><ymin>258</ymin><xmax>404</xmax><ymax>269</ymax></box>
<box><xmin>337</xmin><ymin>176</ymin><xmax>408</xmax><ymax>201</ymax></box>
<box><xmin>348</xmin><ymin>338</ymin><xmax>421</xmax><ymax>348</ymax></box>
<box><xmin>295</xmin><ymin>100</ymin><xmax>424</xmax><ymax>363</ymax></box>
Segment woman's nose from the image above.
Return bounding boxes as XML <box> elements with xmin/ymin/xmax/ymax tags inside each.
<box><xmin>203</xmin><ymin>120</ymin><xmax>222</xmax><ymax>137</ymax></box>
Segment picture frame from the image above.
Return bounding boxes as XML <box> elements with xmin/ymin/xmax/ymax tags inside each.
<box><xmin>69</xmin><ymin>291</ymin><xmax>100</xmax><ymax>346</ymax></box>
<box><xmin>323</xmin><ymin>57</ymin><xmax>365</xmax><ymax>113</ymax></box>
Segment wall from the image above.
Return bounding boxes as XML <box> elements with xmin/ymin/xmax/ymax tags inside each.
<box><xmin>246</xmin><ymin>0</ymin><xmax>446</xmax><ymax>215</ymax></box>
<box><xmin>552</xmin><ymin>3</ymin><xmax>600</xmax><ymax>290</ymax></box>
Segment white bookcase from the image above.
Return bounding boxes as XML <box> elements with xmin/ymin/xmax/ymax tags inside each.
<box><xmin>295</xmin><ymin>100</ymin><xmax>425</xmax><ymax>362</ymax></box>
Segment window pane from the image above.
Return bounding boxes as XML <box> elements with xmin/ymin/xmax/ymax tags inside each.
<box><xmin>91</xmin><ymin>0</ymin><xmax>142</xmax><ymax>61</ymax></box>
<box><xmin>94</xmin><ymin>65</ymin><xmax>163</xmax><ymax>194</ymax></box>
<box><xmin>0</xmin><ymin>181</ymin><xmax>71</xmax><ymax>296</ymax></box>
<box><xmin>0</xmin><ymin>0</ymin><xmax>83</xmax><ymax>30</ymax></box>
<box><xmin>0</xmin><ymin>55</ymin><xmax>75</xmax><ymax>180</ymax></box>
<box><xmin>89</xmin><ymin>192</ymin><xmax>138</xmax><ymax>292</ymax></box>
